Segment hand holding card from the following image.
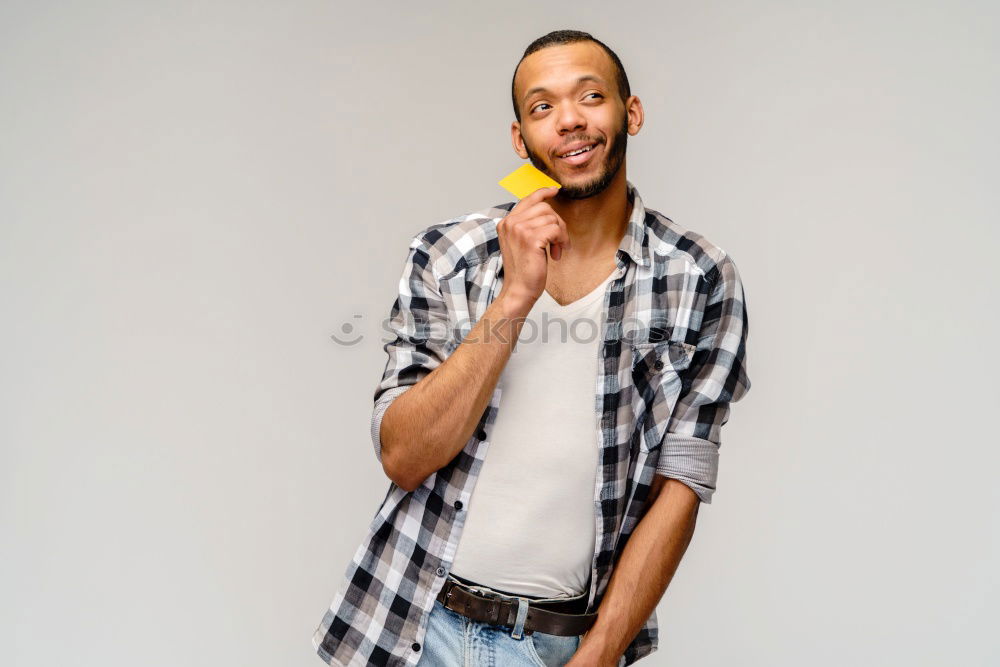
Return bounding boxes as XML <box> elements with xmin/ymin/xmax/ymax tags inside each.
<box><xmin>493</xmin><ymin>167</ymin><xmax>571</xmax><ymax>310</ymax></box>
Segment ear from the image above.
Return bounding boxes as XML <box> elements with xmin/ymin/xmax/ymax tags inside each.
<box><xmin>625</xmin><ymin>95</ymin><xmax>644</xmax><ymax>135</ymax></box>
<box><xmin>511</xmin><ymin>121</ymin><xmax>528</xmax><ymax>159</ymax></box>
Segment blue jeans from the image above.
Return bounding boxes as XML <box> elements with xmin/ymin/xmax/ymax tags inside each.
<box><xmin>417</xmin><ymin>597</ymin><xmax>583</xmax><ymax>666</ymax></box>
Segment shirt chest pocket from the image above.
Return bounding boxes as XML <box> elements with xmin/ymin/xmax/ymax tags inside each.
<box><xmin>628</xmin><ymin>339</ymin><xmax>697</xmax><ymax>452</ymax></box>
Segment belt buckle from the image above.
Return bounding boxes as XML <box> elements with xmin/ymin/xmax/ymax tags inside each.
<box><xmin>445</xmin><ymin>580</ymin><xmax>478</xmax><ymax>607</ymax></box>
<box><xmin>444</xmin><ymin>585</ymin><xmax>456</xmax><ymax>607</ymax></box>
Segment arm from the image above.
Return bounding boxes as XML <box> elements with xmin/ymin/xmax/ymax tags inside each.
<box><xmin>382</xmin><ymin>292</ymin><xmax>531</xmax><ymax>491</ymax></box>
<box><xmin>656</xmin><ymin>252</ymin><xmax>753</xmax><ymax>504</ymax></box>
<box><xmin>373</xmin><ymin>237</ymin><xmax>533</xmax><ymax>492</ymax></box>
<box><xmin>374</xmin><ymin>188</ymin><xmax>567</xmax><ymax>491</ymax></box>
<box><xmin>571</xmin><ymin>476</ymin><xmax>699</xmax><ymax>666</ymax></box>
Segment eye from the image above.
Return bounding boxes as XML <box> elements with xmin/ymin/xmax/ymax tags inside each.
<box><xmin>531</xmin><ymin>103</ymin><xmax>551</xmax><ymax>114</ymax></box>
<box><xmin>587</xmin><ymin>93</ymin><xmax>604</xmax><ymax>100</ymax></box>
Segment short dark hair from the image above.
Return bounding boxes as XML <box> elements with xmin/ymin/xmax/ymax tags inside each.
<box><xmin>511</xmin><ymin>30</ymin><xmax>631</xmax><ymax>123</ymax></box>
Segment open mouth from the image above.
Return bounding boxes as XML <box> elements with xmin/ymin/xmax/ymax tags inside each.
<box><xmin>557</xmin><ymin>142</ymin><xmax>599</xmax><ymax>165</ymax></box>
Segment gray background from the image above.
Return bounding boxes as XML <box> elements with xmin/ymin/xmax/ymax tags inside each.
<box><xmin>2</xmin><ymin>1</ymin><xmax>998</xmax><ymax>665</ymax></box>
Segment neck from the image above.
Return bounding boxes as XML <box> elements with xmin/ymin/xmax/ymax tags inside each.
<box><xmin>548</xmin><ymin>169</ymin><xmax>632</xmax><ymax>261</ymax></box>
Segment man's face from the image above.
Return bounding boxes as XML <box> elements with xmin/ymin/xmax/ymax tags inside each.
<box><xmin>512</xmin><ymin>42</ymin><xmax>635</xmax><ymax>200</ymax></box>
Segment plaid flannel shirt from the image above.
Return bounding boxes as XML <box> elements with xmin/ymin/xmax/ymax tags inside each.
<box><xmin>313</xmin><ymin>180</ymin><xmax>751</xmax><ymax>666</ymax></box>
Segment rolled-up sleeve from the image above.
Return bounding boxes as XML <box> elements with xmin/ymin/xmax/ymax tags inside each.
<box><xmin>370</xmin><ymin>235</ymin><xmax>453</xmax><ymax>463</ymax></box>
<box><xmin>656</xmin><ymin>253</ymin><xmax>752</xmax><ymax>504</ymax></box>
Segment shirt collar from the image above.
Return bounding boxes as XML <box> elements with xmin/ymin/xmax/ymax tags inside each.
<box><xmin>618</xmin><ymin>179</ymin><xmax>649</xmax><ymax>268</ymax></box>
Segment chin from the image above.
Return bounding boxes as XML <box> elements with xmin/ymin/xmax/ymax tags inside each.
<box><xmin>558</xmin><ymin>172</ymin><xmax>612</xmax><ymax>199</ymax></box>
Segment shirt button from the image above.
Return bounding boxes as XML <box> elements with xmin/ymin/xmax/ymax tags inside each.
<box><xmin>477</xmin><ymin>430</ymin><xmax>487</xmax><ymax>440</ymax></box>
<box><xmin>454</xmin><ymin>500</ymin><xmax>463</xmax><ymax>510</ymax></box>
<box><xmin>436</xmin><ymin>567</ymin><xmax>446</xmax><ymax>577</ymax></box>
<box><xmin>412</xmin><ymin>642</ymin><xmax>421</xmax><ymax>652</ymax></box>
<box><xmin>653</xmin><ymin>360</ymin><xmax>664</xmax><ymax>371</ymax></box>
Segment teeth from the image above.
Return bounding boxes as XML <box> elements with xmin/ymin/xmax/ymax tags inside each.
<box><xmin>562</xmin><ymin>144</ymin><xmax>593</xmax><ymax>157</ymax></box>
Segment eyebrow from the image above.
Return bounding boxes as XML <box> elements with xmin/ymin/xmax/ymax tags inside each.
<box><xmin>522</xmin><ymin>75</ymin><xmax>607</xmax><ymax>106</ymax></box>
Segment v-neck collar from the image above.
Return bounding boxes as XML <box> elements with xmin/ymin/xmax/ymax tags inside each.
<box><xmin>537</xmin><ymin>268</ymin><xmax>617</xmax><ymax>314</ymax></box>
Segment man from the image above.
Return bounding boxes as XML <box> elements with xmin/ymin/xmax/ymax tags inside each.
<box><xmin>313</xmin><ymin>29</ymin><xmax>751</xmax><ymax>667</ymax></box>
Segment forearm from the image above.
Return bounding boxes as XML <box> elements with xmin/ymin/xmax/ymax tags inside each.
<box><xmin>574</xmin><ymin>478</ymin><xmax>700</xmax><ymax>666</ymax></box>
<box><xmin>381</xmin><ymin>292</ymin><xmax>531</xmax><ymax>491</ymax></box>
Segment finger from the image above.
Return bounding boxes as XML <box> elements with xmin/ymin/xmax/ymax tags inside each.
<box><xmin>548</xmin><ymin>238</ymin><xmax>569</xmax><ymax>261</ymax></box>
<box><xmin>536</xmin><ymin>222</ymin><xmax>571</xmax><ymax>256</ymax></box>
<box><xmin>552</xmin><ymin>234</ymin><xmax>571</xmax><ymax>261</ymax></box>
<box><xmin>515</xmin><ymin>185</ymin><xmax>561</xmax><ymax>209</ymax></box>
<box><xmin>520</xmin><ymin>219</ymin><xmax>571</xmax><ymax>254</ymax></box>
<box><xmin>517</xmin><ymin>203</ymin><xmax>569</xmax><ymax>239</ymax></box>
<box><xmin>531</xmin><ymin>185</ymin><xmax>561</xmax><ymax>199</ymax></box>
<box><xmin>523</xmin><ymin>213</ymin><xmax>570</xmax><ymax>251</ymax></box>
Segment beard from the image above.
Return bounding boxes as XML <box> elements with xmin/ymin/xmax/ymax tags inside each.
<box><xmin>522</xmin><ymin>113</ymin><xmax>628</xmax><ymax>200</ymax></box>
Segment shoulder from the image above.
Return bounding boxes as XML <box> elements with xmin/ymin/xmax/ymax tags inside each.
<box><xmin>406</xmin><ymin>201</ymin><xmax>514</xmax><ymax>279</ymax></box>
<box><xmin>643</xmin><ymin>207</ymin><xmax>740</xmax><ymax>286</ymax></box>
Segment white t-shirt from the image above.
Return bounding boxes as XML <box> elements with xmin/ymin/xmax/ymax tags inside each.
<box><xmin>449</xmin><ymin>269</ymin><xmax>615</xmax><ymax>599</ymax></box>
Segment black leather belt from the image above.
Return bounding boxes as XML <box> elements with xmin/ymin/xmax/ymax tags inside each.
<box><xmin>435</xmin><ymin>576</ymin><xmax>598</xmax><ymax>637</ymax></box>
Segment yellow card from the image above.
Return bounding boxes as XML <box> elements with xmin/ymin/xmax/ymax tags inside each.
<box><xmin>498</xmin><ymin>163</ymin><xmax>561</xmax><ymax>199</ymax></box>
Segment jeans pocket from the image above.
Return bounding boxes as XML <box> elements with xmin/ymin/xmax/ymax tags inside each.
<box><xmin>526</xmin><ymin>631</ymin><xmax>582</xmax><ymax>667</ymax></box>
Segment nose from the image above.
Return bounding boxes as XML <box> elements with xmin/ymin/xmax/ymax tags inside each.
<box><xmin>555</xmin><ymin>103</ymin><xmax>586</xmax><ymax>134</ymax></box>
